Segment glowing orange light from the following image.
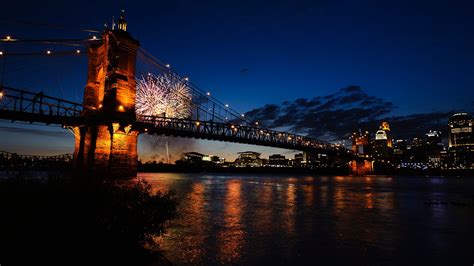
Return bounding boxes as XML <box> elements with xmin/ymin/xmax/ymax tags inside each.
<box><xmin>196</xmin><ymin>121</ymin><xmax>200</xmax><ymax>126</ymax></box>
<box><xmin>98</xmin><ymin>104</ymin><xmax>102</xmax><ymax>108</ymax></box>
<box><xmin>118</xmin><ymin>105</ymin><xmax>124</xmax><ymax>111</ymax></box>
<box><xmin>0</xmin><ymin>92</ymin><xmax>4</xmax><ymax>98</ymax></box>
<box><xmin>6</xmin><ymin>36</ymin><xmax>11</xmax><ymax>40</ymax></box>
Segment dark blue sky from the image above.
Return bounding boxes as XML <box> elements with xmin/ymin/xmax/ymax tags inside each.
<box><xmin>0</xmin><ymin>0</ymin><xmax>473</xmax><ymax>160</ymax></box>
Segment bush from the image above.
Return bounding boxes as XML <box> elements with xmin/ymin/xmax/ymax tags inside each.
<box><xmin>0</xmin><ymin>174</ymin><xmax>178</xmax><ymax>265</ymax></box>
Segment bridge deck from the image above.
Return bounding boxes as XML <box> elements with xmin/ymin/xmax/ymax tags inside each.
<box><xmin>0</xmin><ymin>86</ymin><xmax>352</xmax><ymax>158</ymax></box>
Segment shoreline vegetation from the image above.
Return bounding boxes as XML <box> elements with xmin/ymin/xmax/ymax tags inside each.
<box><xmin>0</xmin><ymin>172</ymin><xmax>178</xmax><ymax>265</ymax></box>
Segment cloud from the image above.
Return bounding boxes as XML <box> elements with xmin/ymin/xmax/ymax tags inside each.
<box><xmin>244</xmin><ymin>86</ymin><xmax>463</xmax><ymax>142</ymax></box>
<box><xmin>0</xmin><ymin>125</ymin><xmax>69</xmax><ymax>138</ymax></box>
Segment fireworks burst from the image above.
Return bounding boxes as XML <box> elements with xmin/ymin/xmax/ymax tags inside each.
<box><xmin>136</xmin><ymin>73</ymin><xmax>192</xmax><ymax>118</ymax></box>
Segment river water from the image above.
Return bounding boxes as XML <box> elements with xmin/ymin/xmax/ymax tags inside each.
<box><xmin>140</xmin><ymin>173</ymin><xmax>474</xmax><ymax>265</ymax></box>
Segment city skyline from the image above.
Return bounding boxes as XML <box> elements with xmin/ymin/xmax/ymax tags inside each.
<box><xmin>1</xmin><ymin>0</ymin><xmax>473</xmax><ymax>161</ymax></box>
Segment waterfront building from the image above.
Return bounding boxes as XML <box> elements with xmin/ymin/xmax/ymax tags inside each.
<box><xmin>182</xmin><ymin>152</ymin><xmax>225</xmax><ymax>165</ymax></box>
<box><xmin>393</xmin><ymin>139</ymin><xmax>407</xmax><ymax>167</ymax></box>
<box><xmin>203</xmin><ymin>155</ymin><xmax>225</xmax><ymax>164</ymax></box>
<box><xmin>268</xmin><ymin>154</ymin><xmax>289</xmax><ymax>167</ymax></box>
<box><xmin>448</xmin><ymin>113</ymin><xmax>473</xmax><ymax>148</ymax></box>
<box><xmin>233</xmin><ymin>151</ymin><xmax>263</xmax><ymax>167</ymax></box>
<box><xmin>183</xmin><ymin>152</ymin><xmax>206</xmax><ymax>163</ymax></box>
<box><xmin>293</xmin><ymin>153</ymin><xmax>304</xmax><ymax>166</ymax></box>
<box><xmin>447</xmin><ymin>113</ymin><xmax>474</xmax><ymax>169</ymax></box>
<box><xmin>425</xmin><ymin>130</ymin><xmax>444</xmax><ymax>169</ymax></box>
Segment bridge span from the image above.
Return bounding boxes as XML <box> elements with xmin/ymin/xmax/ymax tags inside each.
<box><xmin>0</xmin><ymin>86</ymin><xmax>351</xmax><ymax>156</ymax></box>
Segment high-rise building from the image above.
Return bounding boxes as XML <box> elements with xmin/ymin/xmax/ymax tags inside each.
<box><xmin>447</xmin><ymin>113</ymin><xmax>474</xmax><ymax>169</ymax></box>
<box><xmin>424</xmin><ymin>130</ymin><xmax>444</xmax><ymax>169</ymax></box>
<box><xmin>393</xmin><ymin>139</ymin><xmax>407</xmax><ymax>165</ymax></box>
<box><xmin>448</xmin><ymin>113</ymin><xmax>472</xmax><ymax>148</ymax></box>
<box><xmin>373</xmin><ymin>121</ymin><xmax>393</xmax><ymax>162</ymax></box>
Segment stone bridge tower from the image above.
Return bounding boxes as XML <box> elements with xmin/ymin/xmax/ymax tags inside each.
<box><xmin>73</xmin><ymin>11</ymin><xmax>140</xmax><ymax>178</ymax></box>
<box><xmin>350</xmin><ymin>130</ymin><xmax>373</xmax><ymax>175</ymax></box>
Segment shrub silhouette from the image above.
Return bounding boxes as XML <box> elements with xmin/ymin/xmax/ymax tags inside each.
<box><xmin>0</xmin><ymin>174</ymin><xmax>178</xmax><ymax>265</ymax></box>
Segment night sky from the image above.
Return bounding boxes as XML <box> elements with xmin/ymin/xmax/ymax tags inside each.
<box><xmin>1</xmin><ymin>0</ymin><xmax>473</xmax><ymax>161</ymax></box>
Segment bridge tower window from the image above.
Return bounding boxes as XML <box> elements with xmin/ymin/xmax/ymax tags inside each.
<box><xmin>118</xmin><ymin>10</ymin><xmax>127</xmax><ymax>31</ymax></box>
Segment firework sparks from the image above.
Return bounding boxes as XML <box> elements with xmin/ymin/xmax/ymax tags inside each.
<box><xmin>136</xmin><ymin>73</ymin><xmax>192</xmax><ymax>118</ymax></box>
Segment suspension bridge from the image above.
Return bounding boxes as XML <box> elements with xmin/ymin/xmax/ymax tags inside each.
<box><xmin>0</xmin><ymin>11</ymin><xmax>357</xmax><ymax>177</ymax></box>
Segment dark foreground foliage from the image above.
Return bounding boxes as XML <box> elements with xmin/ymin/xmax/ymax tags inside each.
<box><xmin>0</xmin><ymin>174</ymin><xmax>178</xmax><ymax>265</ymax></box>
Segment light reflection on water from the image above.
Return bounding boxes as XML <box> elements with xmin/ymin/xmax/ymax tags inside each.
<box><xmin>141</xmin><ymin>173</ymin><xmax>474</xmax><ymax>265</ymax></box>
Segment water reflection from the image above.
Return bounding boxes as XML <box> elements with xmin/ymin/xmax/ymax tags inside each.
<box><xmin>141</xmin><ymin>174</ymin><xmax>474</xmax><ymax>265</ymax></box>
<box><xmin>284</xmin><ymin>183</ymin><xmax>296</xmax><ymax>232</ymax></box>
<box><xmin>216</xmin><ymin>180</ymin><xmax>245</xmax><ymax>263</ymax></box>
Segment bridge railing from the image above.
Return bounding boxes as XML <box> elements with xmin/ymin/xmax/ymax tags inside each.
<box><xmin>0</xmin><ymin>86</ymin><xmax>83</xmax><ymax>118</ymax></box>
<box><xmin>137</xmin><ymin>115</ymin><xmax>350</xmax><ymax>154</ymax></box>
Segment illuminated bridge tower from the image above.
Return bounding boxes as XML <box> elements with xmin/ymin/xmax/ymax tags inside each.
<box><xmin>73</xmin><ymin>11</ymin><xmax>140</xmax><ymax>178</ymax></box>
<box><xmin>350</xmin><ymin>129</ymin><xmax>373</xmax><ymax>175</ymax></box>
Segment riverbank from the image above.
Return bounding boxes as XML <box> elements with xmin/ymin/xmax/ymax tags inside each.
<box><xmin>0</xmin><ymin>173</ymin><xmax>178</xmax><ymax>265</ymax></box>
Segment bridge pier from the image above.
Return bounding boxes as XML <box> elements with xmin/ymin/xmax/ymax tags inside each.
<box><xmin>73</xmin><ymin>14</ymin><xmax>140</xmax><ymax>178</ymax></box>
<box><xmin>350</xmin><ymin>159</ymin><xmax>373</xmax><ymax>176</ymax></box>
<box><xmin>74</xmin><ymin>124</ymin><xmax>138</xmax><ymax>178</ymax></box>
